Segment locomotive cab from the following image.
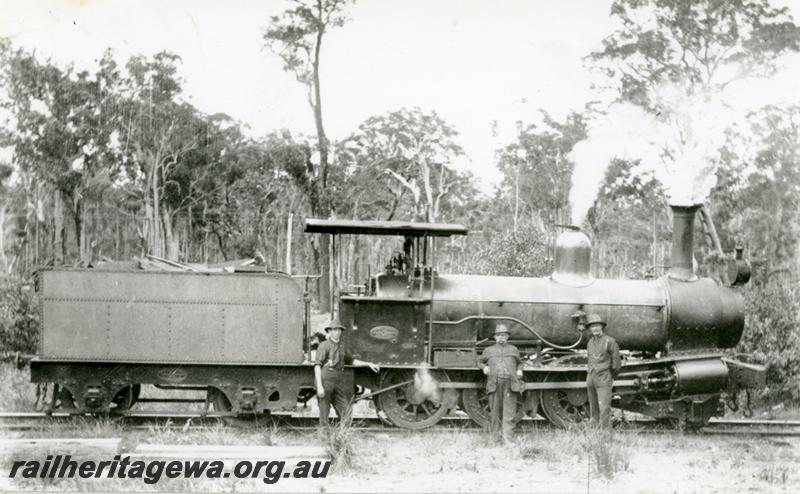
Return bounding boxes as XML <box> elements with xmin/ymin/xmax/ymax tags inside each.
<box><xmin>304</xmin><ymin>218</ymin><xmax>466</xmax><ymax>367</ymax></box>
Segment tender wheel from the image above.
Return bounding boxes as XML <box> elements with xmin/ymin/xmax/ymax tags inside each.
<box><xmin>208</xmin><ymin>388</ymin><xmax>269</xmax><ymax>427</ymax></box>
<box><xmin>209</xmin><ymin>387</ymin><xmax>233</xmax><ymax>413</ymax></box>
<box><xmin>540</xmin><ymin>355</ymin><xmax>590</xmax><ymax>429</ymax></box>
<box><xmin>54</xmin><ymin>385</ymin><xmax>76</xmax><ymax>411</ymax></box>
<box><xmin>376</xmin><ymin>369</ymin><xmax>456</xmax><ymax>430</ymax></box>
<box><xmin>461</xmin><ymin>387</ymin><xmax>538</xmax><ymax>428</ymax></box>
<box><xmin>111</xmin><ymin>385</ymin><xmax>141</xmax><ymax>413</ymax></box>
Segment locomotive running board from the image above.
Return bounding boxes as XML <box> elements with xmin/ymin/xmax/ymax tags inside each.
<box><xmin>438</xmin><ymin>380</ymin><xmax>638</xmax><ymax>390</ymax></box>
<box><xmin>722</xmin><ymin>358</ymin><xmax>766</xmax><ymax>388</ymax></box>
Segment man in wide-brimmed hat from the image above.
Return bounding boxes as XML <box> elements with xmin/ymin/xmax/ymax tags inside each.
<box><xmin>585</xmin><ymin>314</ymin><xmax>621</xmax><ymax>429</ymax></box>
<box><xmin>314</xmin><ymin>317</ymin><xmax>380</xmax><ymax>428</ymax></box>
<box><xmin>478</xmin><ymin>323</ymin><xmax>524</xmax><ymax>443</ymax></box>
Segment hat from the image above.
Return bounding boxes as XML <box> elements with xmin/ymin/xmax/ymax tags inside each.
<box><xmin>325</xmin><ymin>317</ymin><xmax>345</xmax><ymax>332</ymax></box>
<box><xmin>493</xmin><ymin>324</ymin><xmax>510</xmax><ymax>335</ymax></box>
<box><xmin>585</xmin><ymin>314</ymin><xmax>606</xmax><ymax>327</ymax></box>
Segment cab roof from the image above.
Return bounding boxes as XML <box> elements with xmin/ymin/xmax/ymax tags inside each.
<box><xmin>304</xmin><ymin>218</ymin><xmax>468</xmax><ymax>237</ymax></box>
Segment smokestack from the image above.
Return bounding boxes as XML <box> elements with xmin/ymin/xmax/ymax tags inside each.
<box><xmin>669</xmin><ymin>204</ymin><xmax>701</xmax><ymax>282</ymax></box>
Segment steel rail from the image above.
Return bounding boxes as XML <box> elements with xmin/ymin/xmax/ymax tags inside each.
<box><xmin>2</xmin><ymin>412</ymin><xmax>800</xmax><ymax>437</ymax></box>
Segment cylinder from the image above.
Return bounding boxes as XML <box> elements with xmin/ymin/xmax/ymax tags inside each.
<box><xmin>673</xmin><ymin>358</ymin><xmax>729</xmax><ymax>395</ymax></box>
<box><xmin>669</xmin><ymin>205</ymin><xmax>701</xmax><ymax>282</ymax></box>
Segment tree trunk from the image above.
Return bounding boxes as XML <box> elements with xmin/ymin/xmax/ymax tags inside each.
<box><xmin>311</xmin><ymin>8</ymin><xmax>328</xmax><ymax>188</ymax></box>
<box><xmin>312</xmin><ymin>234</ymin><xmax>331</xmax><ymax>313</ymax></box>
<box><xmin>0</xmin><ymin>204</ymin><xmax>7</xmax><ymax>272</ymax></box>
<box><xmin>115</xmin><ymin>215</ymin><xmax>121</xmax><ymax>260</ymax></box>
<box><xmin>73</xmin><ymin>198</ymin><xmax>85</xmax><ymax>261</ymax></box>
<box><xmin>202</xmin><ymin>230</ymin><xmax>208</xmax><ymax>264</ymax></box>
<box><xmin>151</xmin><ymin>158</ymin><xmax>162</xmax><ymax>257</ymax></box>
<box><xmin>53</xmin><ymin>190</ymin><xmax>65</xmax><ymax>264</ymax></box>
<box><xmin>32</xmin><ymin>210</ymin><xmax>39</xmax><ymax>266</ymax></box>
<box><xmin>143</xmin><ymin>202</ymin><xmax>154</xmax><ymax>256</ymax></box>
<box><xmin>286</xmin><ymin>214</ymin><xmax>293</xmax><ymax>274</ymax></box>
<box><xmin>163</xmin><ymin>209</ymin><xmax>179</xmax><ymax>261</ymax></box>
<box><xmin>213</xmin><ymin>228</ymin><xmax>227</xmax><ymax>261</ymax></box>
<box><xmin>307</xmin><ymin>7</ymin><xmax>332</xmax><ymax>312</ymax></box>
<box><xmin>187</xmin><ymin>206</ymin><xmax>193</xmax><ymax>261</ymax></box>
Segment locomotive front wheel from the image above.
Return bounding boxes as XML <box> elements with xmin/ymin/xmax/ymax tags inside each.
<box><xmin>376</xmin><ymin>369</ymin><xmax>456</xmax><ymax>430</ymax></box>
<box><xmin>461</xmin><ymin>388</ymin><xmax>538</xmax><ymax>428</ymax></box>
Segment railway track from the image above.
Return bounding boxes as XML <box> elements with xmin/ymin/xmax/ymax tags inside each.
<box><xmin>1</xmin><ymin>412</ymin><xmax>799</xmax><ymax>436</ymax></box>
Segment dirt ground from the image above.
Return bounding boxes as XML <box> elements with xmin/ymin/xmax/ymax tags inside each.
<box><xmin>311</xmin><ymin>429</ymin><xmax>797</xmax><ymax>494</ymax></box>
<box><xmin>1</xmin><ymin>421</ymin><xmax>797</xmax><ymax>493</ymax></box>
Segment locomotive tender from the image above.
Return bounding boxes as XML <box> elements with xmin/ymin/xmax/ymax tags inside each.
<box><xmin>30</xmin><ymin>204</ymin><xmax>764</xmax><ymax>429</ymax></box>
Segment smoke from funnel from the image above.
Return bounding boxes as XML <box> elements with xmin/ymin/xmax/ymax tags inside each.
<box><xmin>567</xmin><ymin>53</ymin><xmax>800</xmax><ymax>225</ymax></box>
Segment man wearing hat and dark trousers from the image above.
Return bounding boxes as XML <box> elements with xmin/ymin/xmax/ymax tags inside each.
<box><xmin>478</xmin><ymin>324</ymin><xmax>524</xmax><ymax>443</ymax></box>
<box><xmin>585</xmin><ymin>313</ymin><xmax>621</xmax><ymax>429</ymax></box>
<box><xmin>314</xmin><ymin>317</ymin><xmax>380</xmax><ymax>428</ymax></box>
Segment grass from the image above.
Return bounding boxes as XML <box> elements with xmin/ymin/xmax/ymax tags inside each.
<box><xmin>0</xmin><ymin>363</ymin><xmax>38</xmax><ymax>412</ymax></box>
<box><xmin>322</xmin><ymin>416</ymin><xmax>357</xmax><ymax>472</ymax></box>
<box><xmin>2</xmin><ymin>415</ymin><xmax>799</xmax><ymax>492</ymax></box>
<box><xmin>758</xmin><ymin>463</ymin><xmax>790</xmax><ymax>485</ymax></box>
<box><xmin>2</xmin><ymin>364</ymin><xmax>800</xmax><ymax>491</ymax></box>
<box><xmin>580</xmin><ymin>424</ymin><xmax>631</xmax><ymax>480</ymax></box>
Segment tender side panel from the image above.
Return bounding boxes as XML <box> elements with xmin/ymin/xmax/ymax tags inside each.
<box><xmin>39</xmin><ymin>269</ymin><xmax>303</xmax><ymax>364</ymax></box>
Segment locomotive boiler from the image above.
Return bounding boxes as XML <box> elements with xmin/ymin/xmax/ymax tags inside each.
<box><xmin>29</xmin><ymin>204</ymin><xmax>764</xmax><ymax>431</ymax></box>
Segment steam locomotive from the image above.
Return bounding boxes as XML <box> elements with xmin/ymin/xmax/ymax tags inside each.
<box><xmin>30</xmin><ymin>204</ymin><xmax>764</xmax><ymax>429</ymax></box>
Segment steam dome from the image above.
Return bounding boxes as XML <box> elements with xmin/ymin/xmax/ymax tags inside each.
<box><xmin>551</xmin><ymin>230</ymin><xmax>594</xmax><ymax>287</ymax></box>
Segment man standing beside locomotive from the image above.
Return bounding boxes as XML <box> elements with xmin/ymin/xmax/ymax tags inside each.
<box><xmin>315</xmin><ymin>318</ymin><xmax>380</xmax><ymax>428</ymax></box>
<box><xmin>585</xmin><ymin>314</ymin><xmax>621</xmax><ymax>430</ymax></box>
<box><xmin>478</xmin><ymin>324</ymin><xmax>524</xmax><ymax>443</ymax></box>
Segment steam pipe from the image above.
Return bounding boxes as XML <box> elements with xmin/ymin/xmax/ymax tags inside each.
<box><xmin>432</xmin><ymin>314</ymin><xmax>584</xmax><ymax>350</ymax></box>
<box><xmin>668</xmin><ymin>205</ymin><xmax>701</xmax><ymax>282</ymax></box>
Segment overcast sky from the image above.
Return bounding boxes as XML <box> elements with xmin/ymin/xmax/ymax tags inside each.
<box><xmin>2</xmin><ymin>0</ymin><xmax>799</xmax><ymax>192</ymax></box>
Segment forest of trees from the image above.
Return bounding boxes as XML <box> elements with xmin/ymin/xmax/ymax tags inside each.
<box><xmin>1</xmin><ymin>0</ymin><xmax>800</xmax><ymax>403</ymax></box>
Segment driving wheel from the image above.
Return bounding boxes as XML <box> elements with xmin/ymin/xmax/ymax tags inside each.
<box><xmin>461</xmin><ymin>387</ymin><xmax>538</xmax><ymax>428</ymax></box>
<box><xmin>376</xmin><ymin>369</ymin><xmax>457</xmax><ymax>430</ymax></box>
<box><xmin>539</xmin><ymin>354</ymin><xmax>590</xmax><ymax>429</ymax></box>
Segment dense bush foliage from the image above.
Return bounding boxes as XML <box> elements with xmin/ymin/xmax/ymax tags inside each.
<box><xmin>737</xmin><ymin>275</ymin><xmax>800</xmax><ymax>403</ymax></box>
<box><xmin>0</xmin><ymin>276</ymin><xmax>39</xmax><ymax>354</ymax></box>
<box><xmin>465</xmin><ymin>230</ymin><xmax>551</xmax><ymax>277</ymax></box>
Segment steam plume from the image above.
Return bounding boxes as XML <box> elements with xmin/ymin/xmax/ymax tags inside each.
<box><xmin>568</xmin><ymin>54</ymin><xmax>800</xmax><ymax>225</ymax></box>
<box><xmin>413</xmin><ymin>366</ymin><xmax>441</xmax><ymax>403</ymax></box>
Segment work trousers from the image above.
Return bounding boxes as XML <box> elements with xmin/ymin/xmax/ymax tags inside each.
<box><xmin>586</xmin><ymin>369</ymin><xmax>613</xmax><ymax>429</ymax></box>
<box><xmin>489</xmin><ymin>377</ymin><xmax>518</xmax><ymax>442</ymax></box>
<box><xmin>318</xmin><ymin>369</ymin><xmax>354</xmax><ymax>427</ymax></box>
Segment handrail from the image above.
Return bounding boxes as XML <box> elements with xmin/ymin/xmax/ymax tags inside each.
<box><xmin>432</xmin><ymin>314</ymin><xmax>584</xmax><ymax>350</ymax></box>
